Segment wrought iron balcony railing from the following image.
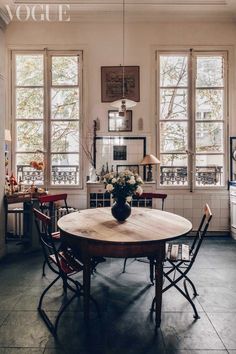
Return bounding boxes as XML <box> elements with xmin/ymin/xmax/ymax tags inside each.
<box><xmin>160</xmin><ymin>165</ymin><xmax>223</xmax><ymax>186</ymax></box>
<box><xmin>17</xmin><ymin>165</ymin><xmax>79</xmax><ymax>185</ymax></box>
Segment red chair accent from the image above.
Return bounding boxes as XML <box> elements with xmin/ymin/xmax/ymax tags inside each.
<box><xmin>33</xmin><ymin>208</ymin><xmax>84</xmax><ymax>336</ymax></box>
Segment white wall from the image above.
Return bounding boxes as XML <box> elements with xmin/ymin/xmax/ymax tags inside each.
<box><xmin>0</xmin><ymin>27</ymin><xmax>6</xmax><ymax>257</ymax></box>
<box><xmin>5</xmin><ymin>20</ymin><xmax>236</xmax><ymax>232</ymax></box>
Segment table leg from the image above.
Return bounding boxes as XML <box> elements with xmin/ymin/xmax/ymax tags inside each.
<box><xmin>154</xmin><ymin>244</ymin><xmax>164</xmax><ymax>327</ymax></box>
<box><xmin>83</xmin><ymin>255</ymin><xmax>91</xmax><ymax>321</ymax></box>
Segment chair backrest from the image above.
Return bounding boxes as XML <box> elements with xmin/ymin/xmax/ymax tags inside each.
<box><xmin>33</xmin><ymin>208</ymin><xmax>62</xmax><ymax>273</ymax></box>
<box><xmin>138</xmin><ymin>192</ymin><xmax>167</xmax><ymax>210</ymax></box>
<box><xmin>190</xmin><ymin>203</ymin><xmax>212</xmax><ymax>261</ymax></box>
<box><xmin>38</xmin><ymin>193</ymin><xmax>69</xmax><ymax>232</ymax></box>
<box><xmin>38</xmin><ymin>193</ymin><xmax>69</xmax><ymax>213</ymax></box>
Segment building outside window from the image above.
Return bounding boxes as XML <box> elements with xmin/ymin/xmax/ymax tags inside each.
<box><xmin>157</xmin><ymin>50</ymin><xmax>227</xmax><ymax>189</ymax></box>
<box><xmin>12</xmin><ymin>50</ymin><xmax>81</xmax><ymax>187</ymax></box>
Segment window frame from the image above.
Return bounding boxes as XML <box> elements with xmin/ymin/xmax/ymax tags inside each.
<box><xmin>156</xmin><ymin>48</ymin><xmax>228</xmax><ymax>191</ymax></box>
<box><xmin>11</xmin><ymin>49</ymin><xmax>83</xmax><ymax>189</ymax></box>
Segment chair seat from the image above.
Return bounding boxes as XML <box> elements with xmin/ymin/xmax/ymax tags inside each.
<box><xmin>165</xmin><ymin>243</ymin><xmax>190</xmax><ymax>262</ymax></box>
<box><xmin>51</xmin><ymin>231</ymin><xmax>61</xmax><ymax>240</ymax></box>
<box><xmin>49</xmin><ymin>250</ymin><xmax>83</xmax><ymax>274</ymax></box>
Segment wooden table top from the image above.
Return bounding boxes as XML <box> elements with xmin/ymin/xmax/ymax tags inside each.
<box><xmin>58</xmin><ymin>207</ymin><xmax>192</xmax><ymax>244</ymax></box>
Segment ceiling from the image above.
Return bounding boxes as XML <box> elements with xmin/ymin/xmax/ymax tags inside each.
<box><xmin>1</xmin><ymin>0</ymin><xmax>236</xmax><ymax>23</ymax></box>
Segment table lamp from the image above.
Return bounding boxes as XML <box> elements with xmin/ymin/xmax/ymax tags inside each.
<box><xmin>140</xmin><ymin>154</ymin><xmax>160</xmax><ymax>181</ymax></box>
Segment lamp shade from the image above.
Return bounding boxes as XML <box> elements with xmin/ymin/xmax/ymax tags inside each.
<box><xmin>140</xmin><ymin>154</ymin><xmax>160</xmax><ymax>165</ymax></box>
<box><xmin>5</xmin><ymin>129</ymin><xmax>11</xmax><ymax>142</ymax></box>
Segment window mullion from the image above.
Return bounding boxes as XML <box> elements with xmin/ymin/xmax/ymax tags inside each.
<box><xmin>188</xmin><ymin>50</ymin><xmax>195</xmax><ymax>192</ymax></box>
<box><xmin>44</xmin><ymin>48</ymin><xmax>50</xmax><ymax>189</ymax></box>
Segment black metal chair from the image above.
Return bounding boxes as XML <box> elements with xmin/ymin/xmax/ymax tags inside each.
<box><xmin>151</xmin><ymin>203</ymin><xmax>212</xmax><ymax>319</ymax></box>
<box><xmin>122</xmin><ymin>192</ymin><xmax>167</xmax><ymax>281</ymax></box>
<box><xmin>34</xmin><ymin>208</ymin><xmax>84</xmax><ymax>336</ymax></box>
<box><xmin>38</xmin><ymin>193</ymin><xmax>71</xmax><ymax>276</ymax></box>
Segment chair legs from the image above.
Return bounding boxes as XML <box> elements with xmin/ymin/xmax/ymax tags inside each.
<box><xmin>150</xmin><ymin>265</ymin><xmax>200</xmax><ymax>320</ymax></box>
<box><xmin>122</xmin><ymin>258</ymin><xmax>128</xmax><ymax>273</ymax></box>
<box><xmin>123</xmin><ymin>257</ymin><xmax>154</xmax><ymax>285</ymax></box>
<box><xmin>42</xmin><ymin>260</ymin><xmax>46</xmax><ymax>277</ymax></box>
<box><xmin>38</xmin><ymin>275</ymin><xmax>82</xmax><ymax>336</ymax></box>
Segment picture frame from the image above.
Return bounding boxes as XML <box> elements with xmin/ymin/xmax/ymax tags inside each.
<box><xmin>94</xmin><ymin>136</ymin><xmax>146</xmax><ymax>180</ymax></box>
<box><xmin>116</xmin><ymin>164</ymin><xmax>139</xmax><ymax>175</ymax></box>
<box><xmin>113</xmin><ymin>145</ymin><xmax>127</xmax><ymax>160</ymax></box>
<box><xmin>108</xmin><ymin>110</ymin><xmax>132</xmax><ymax>132</ymax></box>
<box><xmin>101</xmin><ymin>66</ymin><xmax>140</xmax><ymax>102</ymax></box>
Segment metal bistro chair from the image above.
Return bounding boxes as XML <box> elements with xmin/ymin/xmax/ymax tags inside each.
<box><xmin>38</xmin><ymin>193</ymin><xmax>71</xmax><ymax>276</ymax></box>
<box><xmin>38</xmin><ymin>193</ymin><xmax>105</xmax><ymax>275</ymax></box>
<box><xmin>122</xmin><ymin>192</ymin><xmax>167</xmax><ymax>283</ymax></box>
<box><xmin>151</xmin><ymin>203</ymin><xmax>212</xmax><ymax>320</ymax></box>
<box><xmin>34</xmin><ymin>208</ymin><xmax>84</xmax><ymax>336</ymax></box>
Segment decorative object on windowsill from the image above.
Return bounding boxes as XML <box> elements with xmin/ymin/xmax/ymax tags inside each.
<box><xmin>9</xmin><ymin>172</ymin><xmax>18</xmax><ymax>195</ymax></box>
<box><xmin>140</xmin><ymin>154</ymin><xmax>160</xmax><ymax>182</ymax></box>
<box><xmin>29</xmin><ymin>149</ymin><xmax>45</xmax><ymax>171</ymax></box>
<box><xmin>110</xmin><ymin>0</ymin><xmax>138</xmax><ymax>117</ymax></box>
<box><xmin>103</xmin><ymin>170</ymin><xmax>143</xmax><ymax>222</ymax></box>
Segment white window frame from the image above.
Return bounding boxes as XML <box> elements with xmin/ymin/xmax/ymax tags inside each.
<box><xmin>11</xmin><ymin>49</ymin><xmax>83</xmax><ymax>189</ymax></box>
<box><xmin>156</xmin><ymin>48</ymin><xmax>228</xmax><ymax>191</ymax></box>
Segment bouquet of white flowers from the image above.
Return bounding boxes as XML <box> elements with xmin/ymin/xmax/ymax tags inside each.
<box><xmin>103</xmin><ymin>170</ymin><xmax>143</xmax><ymax>202</ymax></box>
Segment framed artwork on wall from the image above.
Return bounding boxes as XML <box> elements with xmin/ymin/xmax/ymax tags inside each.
<box><xmin>108</xmin><ymin>110</ymin><xmax>132</xmax><ymax>132</ymax></box>
<box><xmin>94</xmin><ymin>136</ymin><xmax>146</xmax><ymax>180</ymax></box>
<box><xmin>101</xmin><ymin>66</ymin><xmax>140</xmax><ymax>102</ymax></box>
<box><xmin>113</xmin><ymin>145</ymin><xmax>127</xmax><ymax>160</ymax></box>
<box><xmin>116</xmin><ymin>164</ymin><xmax>139</xmax><ymax>174</ymax></box>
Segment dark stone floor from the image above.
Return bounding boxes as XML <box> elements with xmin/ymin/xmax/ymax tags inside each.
<box><xmin>0</xmin><ymin>237</ymin><xmax>236</xmax><ymax>354</ymax></box>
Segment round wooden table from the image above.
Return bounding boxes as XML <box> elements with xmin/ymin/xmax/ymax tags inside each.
<box><xmin>58</xmin><ymin>207</ymin><xmax>192</xmax><ymax>327</ymax></box>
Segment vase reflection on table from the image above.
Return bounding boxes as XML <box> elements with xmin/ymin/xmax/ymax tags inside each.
<box><xmin>103</xmin><ymin>170</ymin><xmax>143</xmax><ymax>222</ymax></box>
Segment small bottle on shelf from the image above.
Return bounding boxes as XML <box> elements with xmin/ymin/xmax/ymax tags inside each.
<box><xmin>100</xmin><ymin>165</ymin><xmax>105</xmax><ymax>179</ymax></box>
<box><xmin>105</xmin><ymin>162</ymin><xmax>109</xmax><ymax>174</ymax></box>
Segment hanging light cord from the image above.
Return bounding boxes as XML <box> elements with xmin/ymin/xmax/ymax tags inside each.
<box><xmin>122</xmin><ymin>0</ymin><xmax>125</xmax><ymax>99</ymax></box>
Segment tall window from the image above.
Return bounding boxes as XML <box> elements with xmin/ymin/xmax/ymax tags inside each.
<box><xmin>158</xmin><ymin>50</ymin><xmax>227</xmax><ymax>188</ymax></box>
<box><xmin>13</xmin><ymin>50</ymin><xmax>81</xmax><ymax>187</ymax></box>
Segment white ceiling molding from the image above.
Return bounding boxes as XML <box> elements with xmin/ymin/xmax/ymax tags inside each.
<box><xmin>13</xmin><ymin>0</ymin><xmax>227</xmax><ymax>4</ymax></box>
<box><xmin>2</xmin><ymin>0</ymin><xmax>235</xmax><ymax>23</ymax></box>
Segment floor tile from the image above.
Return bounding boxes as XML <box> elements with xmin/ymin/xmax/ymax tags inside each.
<box><xmin>208</xmin><ymin>313</ymin><xmax>236</xmax><ymax>349</ymax></box>
<box><xmin>0</xmin><ymin>311</ymin><xmax>52</xmax><ymax>348</ymax></box>
<box><xmin>197</xmin><ymin>287</ymin><xmax>236</xmax><ymax>312</ymax></box>
<box><xmin>161</xmin><ymin>312</ymin><xmax>225</xmax><ymax>351</ymax></box>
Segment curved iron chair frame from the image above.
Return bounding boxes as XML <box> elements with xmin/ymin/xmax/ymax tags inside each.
<box><xmin>151</xmin><ymin>204</ymin><xmax>212</xmax><ymax>319</ymax></box>
<box><xmin>34</xmin><ymin>208</ymin><xmax>84</xmax><ymax>336</ymax></box>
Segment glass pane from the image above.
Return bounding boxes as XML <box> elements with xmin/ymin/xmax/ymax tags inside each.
<box><xmin>52</xmin><ymin>56</ymin><xmax>78</xmax><ymax>86</ymax></box>
<box><xmin>160</xmin><ymin>89</ymin><xmax>188</xmax><ymax>120</ymax></box>
<box><xmin>16</xmin><ymin>54</ymin><xmax>43</xmax><ymax>86</ymax></box>
<box><xmin>160</xmin><ymin>55</ymin><xmax>188</xmax><ymax>87</ymax></box>
<box><xmin>196</xmin><ymin>122</ymin><xmax>223</xmax><ymax>153</ymax></box>
<box><xmin>16</xmin><ymin>121</ymin><xmax>43</xmax><ymax>152</ymax></box>
<box><xmin>196</xmin><ymin>155</ymin><xmax>224</xmax><ymax>186</ymax></box>
<box><xmin>51</xmin><ymin>153</ymin><xmax>79</xmax><ymax>185</ymax></box>
<box><xmin>51</xmin><ymin>88</ymin><xmax>79</xmax><ymax>119</ymax></box>
<box><xmin>160</xmin><ymin>154</ymin><xmax>188</xmax><ymax>186</ymax></box>
<box><xmin>196</xmin><ymin>56</ymin><xmax>224</xmax><ymax>88</ymax></box>
<box><xmin>16</xmin><ymin>88</ymin><xmax>44</xmax><ymax>119</ymax></box>
<box><xmin>160</xmin><ymin>122</ymin><xmax>188</xmax><ymax>153</ymax></box>
<box><xmin>16</xmin><ymin>153</ymin><xmax>44</xmax><ymax>185</ymax></box>
<box><xmin>196</xmin><ymin>89</ymin><xmax>223</xmax><ymax>120</ymax></box>
<box><xmin>51</xmin><ymin>121</ymin><xmax>79</xmax><ymax>153</ymax></box>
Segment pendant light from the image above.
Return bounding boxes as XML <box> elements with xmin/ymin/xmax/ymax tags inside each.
<box><xmin>110</xmin><ymin>0</ymin><xmax>137</xmax><ymax>116</ymax></box>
